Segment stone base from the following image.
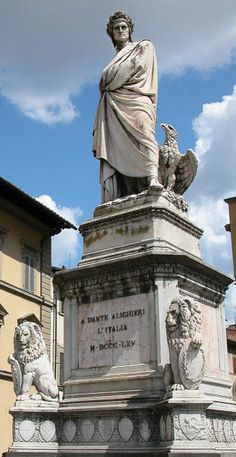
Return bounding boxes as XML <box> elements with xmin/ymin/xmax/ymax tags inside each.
<box><xmin>7</xmin><ymin>192</ymin><xmax>236</xmax><ymax>456</ymax></box>
<box><xmin>157</xmin><ymin>391</ymin><xmax>236</xmax><ymax>456</ymax></box>
<box><xmin>5</xmin><ymin>400</ymin><xmax>59</xmax><ymax>456</ymax></box>
<box><xmin>79</xmin><ymin>191</ymin><xmax>203</xmax><ymax>266</ymax></box>
<box><xmin>5</xmin><ymin>393</ymin><xmax>236</xmax><ymax>456</ymax></box>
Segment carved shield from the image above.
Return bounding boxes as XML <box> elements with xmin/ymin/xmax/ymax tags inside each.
<box><xmin>118</xmin><ymin>417</ymin><xmax>133</xmax><ymax>442</ymax></box>
<box><xmin>40</xmin><ymin>420</ymin><xmax>56</xmax><ymax>442</ymax></box>
<box><xmin>223</xmin><ymin>420</ymin><xmax>231</xmax><ymax>442</ymax></box>
<box><xmin>179</xmin><ymin>340</ymin><xmax>205</xmax><ymax>389</ymax></box>
<box><xmin>159</xmin><ymin>415</ymin><xmax>166</xmax><ymax>441</ymax></box>
<box><xmin>139</xmin><ymin>419</ymin><xmax>151</xmax><ymax>441</ymax></box>
<box><xmin>81</xmin><ymin>420</ymin><xmax>95</xmax><ymax>442</ymax></box>
<box><xmin>8</xmin><ymin>356</ymin><xmax>22</xmax><ymax>396</ymax></box>
<box><xmin>19</xmin><ymin>420</ymin><xmax>35</xmax><ymax>441</ymax></box>
<box><xmin>98</xmin><ymin>419</ymin><xmax>115</xmax><ymax>442</ymax></box>
<box><xmin>213</xmin><ymin>419</ymin><xmax>223</xmax><ymax>442</ymax></box>
<box><xmin>232</xmin><ymin>421</ymin><xmax>236</xmax><ymax>441</ymax></box>
<box><xmin>63</xmin><ymin>420</ymin><xmax>76</xmax><ymax>442</ymax></box>
<box><xmin>179</xmin><ymin>414</ymin><xmax>201</xmax><ymax>440</ymax></box>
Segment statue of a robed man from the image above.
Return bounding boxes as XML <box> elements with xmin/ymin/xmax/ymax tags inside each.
<box><xmin>93</xmin><ymin>11</ymin><xmax>163</xmax><ymax>203</ymax></box>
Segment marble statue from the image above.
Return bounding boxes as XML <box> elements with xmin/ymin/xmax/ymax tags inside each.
<box><xmin>159</xmin><ymin>123</ymin><xmax>198</xmax><ymax>194</ymax></box>
<box><xmin>93</xmin><ymin>11</ymin><xmax>163</xmax><ymax>202</ymax></box>
<box><xmin>164</xmin><ymin>297</ymin><xmax>205</xmax><ymax>392</ymax></box>
<box><xmin>8</xmin><ymin>321</ymin><xmax>59</xmax><ymax>402</ymax></box>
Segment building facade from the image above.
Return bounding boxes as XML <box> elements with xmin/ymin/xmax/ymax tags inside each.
<box><xmin>225</xmin><ymin>196</ymin><xmax>236</xmax><ymax>281</ymax></box>
<box><xmin>227</xmin><ymin>324</ymin><xmax>236</xmax><ymax>384</ymax></box>
<box><xmin>0</xmin><ymin>177</ymin><xmax>76</xmax><ymax>455</ymax></box>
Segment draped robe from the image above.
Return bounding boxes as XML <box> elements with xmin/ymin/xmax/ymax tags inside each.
<box><xmin>93</xmin><ymin>40</ymin><xmax>159</xmax><ymax>202</ymax></box>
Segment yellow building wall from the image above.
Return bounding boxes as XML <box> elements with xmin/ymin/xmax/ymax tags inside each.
<box><xmin>0</xmin><ymin>207</ymin><xmax>52</xmax><ymax>455</ymax></box>
<box><xmin>0</xmin><ymin>377</ymin><xmax>15</xmax><ymax>456</ymax></box>
<box><xmin>0</xmin><ymin>209</ymin><xmax>41</xmax><ymax>295</ymax></box>
<box><xmin>0</xmin><ymin>290</ymin><xmax>40</xmax><ymax>372</ymax></box>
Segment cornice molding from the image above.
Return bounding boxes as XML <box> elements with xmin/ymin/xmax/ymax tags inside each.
<box><xmin>80</xmin><ymin>205</ymin><xmax>203</xmax><ymax>239</ymax></box>
<box><xmin>0</xmin><ymin>280</ymin><xmax>53</xmax><ymax>307</ymax></box>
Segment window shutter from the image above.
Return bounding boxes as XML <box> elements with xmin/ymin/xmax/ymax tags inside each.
<box><xmin>29</xmin><ymin>256</ymin><xmax>34</xmax><ymax>292</ymax></box>
<box><xmin>24</xmin><ymin>253</ymin><xmax>35</xmax><ymax>292</ymax></box>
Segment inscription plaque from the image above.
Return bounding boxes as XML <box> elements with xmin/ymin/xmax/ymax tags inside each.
<box><xmin>78</xmin><ymin>294</ymin><xmax>150</xmax><ymax>368</ymax></box>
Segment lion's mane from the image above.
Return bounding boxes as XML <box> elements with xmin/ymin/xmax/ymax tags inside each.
<box><xmin>166</xmin><ymin>297</ymin><xmax>202</xmax><ymax>352</ymax></box>
<box><xmin>14</xmin><ymin>322</ymin><xmax>47</xmax><ymax>365</ymax></box>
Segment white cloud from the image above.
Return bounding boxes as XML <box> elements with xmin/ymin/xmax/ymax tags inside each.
<box><xmin>189</xmin><ymin>196</ymin><xmax>231</xmax><ymax>268</ymax></box>
<box><xmin>0</xmin><ymin>0</ymin><xmax>236</xmax><ymax>123</ymax></box>
<box><xmin>187</xmin><ymin>85</ymin><xmax>236</xmax><ymax>279</ymax></box>
<box><xmin>193</xmin><ymin>86</ymin><xmax>236</xmax><ymax>164</ymax></box>
<box><xmin>10</xmin><ymin>93</ymin><xmax>78</xmax><ymax>125</ymax></box>
<box><xmin>190</xmin><ymin>84</ymin><xmax>236</xmax><ymax>199</ymax></box>
<box><xmin>36</xmin><ymin>194</ymin><xmax>82</xmax><ymax>267</ymax></box>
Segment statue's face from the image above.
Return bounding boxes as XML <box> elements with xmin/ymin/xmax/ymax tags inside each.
<box><xmin>112</xmin><ymin>19</ymin><xmax>130</xmax><ymax>45</ymax></box>
<box><xmin>166</xmin><ymin>302</ymin><xmax>179</xmax><ymax>333</ymax></box>
<box><xmin>16</xmin><ymin>325</ymin><xmax>31</xmax><ymax>350</ymax></box>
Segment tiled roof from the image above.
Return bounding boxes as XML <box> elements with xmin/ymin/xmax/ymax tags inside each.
<box><xmin>0</xmin><ymin>176</ymin><xmax>77</xmax><ymax>234</ymax></box>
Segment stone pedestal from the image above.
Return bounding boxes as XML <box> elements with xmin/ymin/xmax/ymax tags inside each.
<box><xmin>6</xmin><ymin>400</ymin><xmax>59</xmax><ymax>456</ymax></box>
<box><xmin>6</xmin><ymin>191</ymin><xmax>236</xmax><ymax>455</ymax></box>
<box><xmin>157</xmin><ymin>391</ymin><xmax>236</xmax><ymax>456</ymax></box>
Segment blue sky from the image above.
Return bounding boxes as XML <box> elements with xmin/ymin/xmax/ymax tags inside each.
<box><xmin>0</xmin><ymin>1</ymin><xmax>236</xmax><ymax>319</ymax></box>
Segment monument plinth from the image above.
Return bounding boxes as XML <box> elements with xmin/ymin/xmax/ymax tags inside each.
<box><xmin>6</xmin><ymin>191</ymin><xmax>236</xmax><ymax>456</ymax></box>
<box><xmin>52</xmin><ymin>191</ymin><xmax>234</xmax><ymax>456</ymax></box>
<box><xmin>79</xmin><ymin>190</ymin><xmax>202</xmax><ymax>266</ymax></box>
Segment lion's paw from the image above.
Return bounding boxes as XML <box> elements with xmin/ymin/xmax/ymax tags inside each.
<box><xmin>17</xmin><ymin>394</ymin><xmax>30</xmax><ymax>401</ymax></box>
<box><xmin>171</xmin><ymin>384</ymin><xmax>184</xmax><ymax>391</ymax></box>
<box><xmin>30</xmin><ymin>393</ymin><xmax>42</xmax><ymax>400</ymax></box>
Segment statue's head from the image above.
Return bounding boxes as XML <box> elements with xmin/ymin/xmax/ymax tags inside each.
<box><xmin>106</xmin><ymin>11</ymin><xmax>134</xmax><ymax>48</ymax></box>
<box><xmin>166</xmin><ymin>296</ymin><xmax>202</xmax><ymax>346</ymax></box>
<box><xmin>14</xmin><ymin>321</ymin><xmax>46</xmax><ymax>363</ymax></box>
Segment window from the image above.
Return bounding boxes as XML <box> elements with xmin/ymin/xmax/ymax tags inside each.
<box><xmin>0</xmin><ymin>226</ymin><xmax>8</xmax><ymax>280</ymax></box>
<box><xmin>21</xmin><ymin>242</ymin><xmax>39</xmax><ymax>294</ymax></box>
<box><xmin>0</xmin><ymin>303</ymin><xmax>8</xmax><ymax>327</ymax></box>
<box><xmin>24</xmin><ymin>252</ymin><xmax>35</xmax><ymax>293</ymax></box>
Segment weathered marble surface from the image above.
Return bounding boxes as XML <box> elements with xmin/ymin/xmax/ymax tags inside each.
<box><xmin>8</xmin><ymin>322</ymin><xmax>59</xmax><ymax>402</ymax></box>
<box><xmin>6</xmin><ymin>395</ymin><xmax>236</xmax><ymax>456</ymax></box>
<box><xmin>93</xmin><ymin>12</ymin><xmax>163</xmax><ymax>202</ymax></box>
<box><xmin>159</xmin><ymin>123</ymin><xmax>198</xmax><ymax>195</ymax></box>
<box><xmin>165</xmin><ymin>296</ymin><xmax>205</xmax><ymax>393</ymax></box>
<box><xmin>78</xmin><ymin>294</ymin><xmax>150</xmax><ymax>369</ymax></box>
<box><xmin>6</xmin><ymin>401</ymin><xmax>59</xmax><ymax>455</ymax></box>
<box><xmin>202</xmin><ymin>304</ymin><xmax>220</xmax><ymax>371</ymax></box>
<box><xmin>79</xmin><ymin>192</ymin><xmax>203</xmax><ymax>266</ymax></box>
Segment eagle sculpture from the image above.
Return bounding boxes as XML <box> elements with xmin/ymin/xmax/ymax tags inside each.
<box><xmin>159</xmin><ymin>123</ymin><xmax>198</xmax><ymax>195</ymax></box>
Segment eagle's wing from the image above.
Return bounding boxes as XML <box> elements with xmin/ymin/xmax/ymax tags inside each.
<box><xmin>158</xmin><ymin>144</ymin><xmax>167</xmax><ymax>184</ymax></box>
<box><xmin>174</xmin><ymin>149</ymin><xmax>198</xmax><ymax>195</ymax></box>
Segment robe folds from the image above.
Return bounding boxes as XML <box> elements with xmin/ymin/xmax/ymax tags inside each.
<box><xmin>93</xmin><ymin>40</ymin><xmax>159</xmax><ymax>202</ymax></box>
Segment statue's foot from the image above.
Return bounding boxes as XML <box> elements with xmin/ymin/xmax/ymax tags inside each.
<box><xmin>148</xmin><ymin>177</ymin><xmax>163</xmax><ymax>192</ymax></box>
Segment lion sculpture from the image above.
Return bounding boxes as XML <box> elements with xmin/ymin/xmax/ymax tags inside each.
<box><xmin>164</xmin><ymin>297</ymin><xmax>205</xmax><ymax>393</ymax></box>
<box><xmin>8</xmin><ymin>321</ymin><xmax>59</xmax><ymax>402</ymax></box>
